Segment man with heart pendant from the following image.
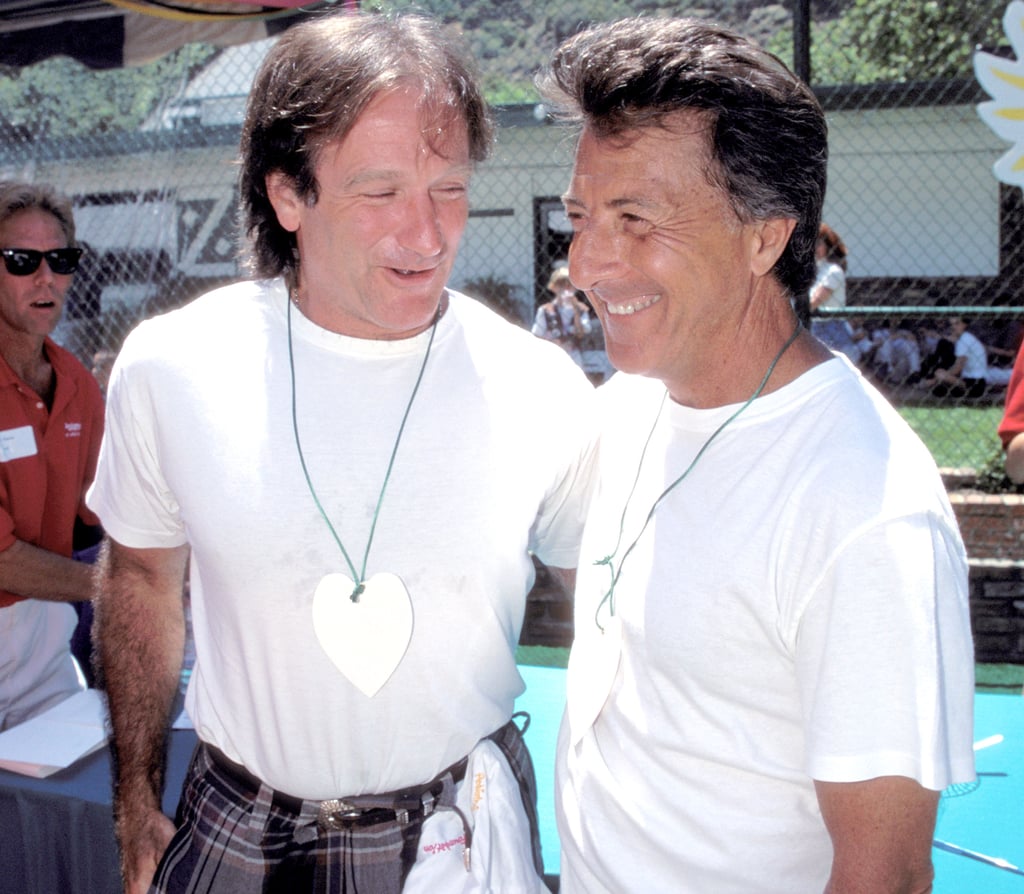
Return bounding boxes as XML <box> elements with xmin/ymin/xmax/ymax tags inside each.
<box><xmin>87</xmin><ymin>12</ymin><xmax>595</xmax><ymax>894</ymax></box>
<box><xmin>0</xmin><ymin>180</ymin><xmax>104</xmax><ymax>732</ymax></box>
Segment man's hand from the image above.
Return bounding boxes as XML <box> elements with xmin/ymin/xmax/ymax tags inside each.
<box><xmin>118</xmin><ymin>807</ymin><xmax>177</xmax><ymax>894</ymax></box>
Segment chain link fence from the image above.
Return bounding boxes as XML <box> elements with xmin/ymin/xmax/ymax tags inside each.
<box><xmin>1</xmin><ymin>0</ymin><xmax>1021</xmax><ymax>494</ymax></box>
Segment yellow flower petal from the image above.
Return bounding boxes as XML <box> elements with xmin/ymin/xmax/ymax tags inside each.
<box><xmin>994</xmin><ymin>67</ymin><xmax>1024</xmax><ymax>90</ymax></box>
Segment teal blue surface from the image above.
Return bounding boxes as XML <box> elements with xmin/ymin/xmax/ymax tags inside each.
<box><xmin>517</xmin><ymin>664</ymin><xmax>566</xmax><ymax>875</ymax></box>
<box><xmin>516</xmin><ymin>665</ymin><xmax>1024</xmax><ymax>888</ymax></box>
<box><xmin>934</xmin><ymin>693</ymin><xmax>1024</xmax><ymax>892</ymax></box>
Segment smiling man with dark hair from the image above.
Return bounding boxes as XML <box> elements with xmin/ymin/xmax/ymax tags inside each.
<box><xmin>539</xmin><ymin>17</ymin><xmax>976</xmax><ymax>893</ymax></box>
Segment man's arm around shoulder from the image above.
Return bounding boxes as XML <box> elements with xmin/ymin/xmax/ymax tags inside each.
<box><xmin>816</xmin><ymin>775</ymin><xmax>941</xmax><ymax>894</ymax></box>
<box><xmin>95</xmin><ymin>537</ymin><xmax>190</xmax><ymax>894</ymax></box>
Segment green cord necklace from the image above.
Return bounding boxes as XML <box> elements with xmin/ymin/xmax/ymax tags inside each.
<box><xmin>593</xmin><ymin>320</ymin><xmax>802</xmax><ymax>631</ymax></box>
<box><xmin>287</xmin><ymin>292</ymin><xmax>439</xmax><ymax>602</ymax></box>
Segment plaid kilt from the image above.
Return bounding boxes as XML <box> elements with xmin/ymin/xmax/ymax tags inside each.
<box><xmin>150</xmin><ymin>715</ymin><xmax>542</xmax><ymax>893</ymax></box>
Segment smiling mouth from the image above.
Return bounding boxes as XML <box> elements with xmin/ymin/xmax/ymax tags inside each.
<box><xmin>390</xmin><ymin>267</ymin><xmax>439</xmax><ymax>279</ymax></box>
<box><xmin>604</xmin><ymin>294</ymin><xmax>662</xmax><ymax>316</ymax></box>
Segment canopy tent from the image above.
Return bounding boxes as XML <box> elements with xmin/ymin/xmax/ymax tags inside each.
<box><xmin>0</xmin><ymin>0</ymin><xmax>348</xmax><ymax>69</ymax></box>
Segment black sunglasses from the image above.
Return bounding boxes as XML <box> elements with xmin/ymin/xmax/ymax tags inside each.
<box><xmin>0</xmin><ymin>247</ymin><xmax>83</xmax><ymax>277</ymax></box>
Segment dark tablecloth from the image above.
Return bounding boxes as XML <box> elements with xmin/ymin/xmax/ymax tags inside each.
<box><xmin>0</xmin><ymin>728</ymin><xmax>197</xmax><ymax>894</ymax></box>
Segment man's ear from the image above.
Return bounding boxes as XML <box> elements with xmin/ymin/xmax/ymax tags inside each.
<box><xmin>265</xmin><ymin>171</ymin><xmax>302</xmax><ymax>233</ymax></box>
<box><xmin>750</xmin><ymin>217</ymin><xmax>796</xmax><ymax>277</ymax></box>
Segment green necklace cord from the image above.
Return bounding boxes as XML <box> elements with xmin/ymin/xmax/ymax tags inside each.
<box><xmin>593</xmin><ymin>319</ymin><xmax>803</xmax><ymax>631</ymax></box>
<box><xmin>287</xmin><ymin>294</ymin><xmax>440</xmax><ymax>602</ymax></box>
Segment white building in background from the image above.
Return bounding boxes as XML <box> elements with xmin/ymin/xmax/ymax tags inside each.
<box><xmin>3</xmin><ymin>36</ymin><xmax>1020</xmax><ymax>342</ymax></box>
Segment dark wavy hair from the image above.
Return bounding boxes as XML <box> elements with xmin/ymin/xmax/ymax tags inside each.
<box><xmin>240</xmin><ymin>11</ymin><xmax>493</xmax><ymax>280</ymax></box>
<box><xmin>0</xmin><ymin>180</ymin><xmax>76</xmax><ymax>245</ymax></box>
<box><xmin>537</xmin><ymin>17</ymin><xmax>828</xmax><ymax>298</ymax></box>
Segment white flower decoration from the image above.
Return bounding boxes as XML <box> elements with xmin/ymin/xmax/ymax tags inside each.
<box><xmin>975</xmin><ymin>1</ymin><xmax>1024</xmax><ymax>186</ymax></box>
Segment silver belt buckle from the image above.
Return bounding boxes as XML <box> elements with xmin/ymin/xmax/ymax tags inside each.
<box><xmin>317</xmin><ymin>798</ymin><xmax>363</xmax><ymax>830</ymax></box>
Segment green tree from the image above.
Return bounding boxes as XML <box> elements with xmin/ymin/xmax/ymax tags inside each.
<box><xmin>0</xmin><ymin>43</ymin><xmax>216</xmax><ymax>139</ymax></box>
<box><xmin>839</xmin><ymin>0</ymin><xmax>1005</xmax><ymax>82</ymax></box>
<box><xmin>770</xmin><ymin>0</ymin><xmax>1006</xmax><ymax>86</ymax></box>
<box><xmin>767</xmin><ymin>14</ymin><xmax>889</xmax><ymax>86</ymax></box>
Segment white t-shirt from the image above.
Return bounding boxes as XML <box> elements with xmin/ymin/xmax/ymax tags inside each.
<box><xmin>88</xmin><ymin>280</ymin><xmax>597</xmax><ymax>798</ymax></box>
<box><xmin>812</xmin><ymin>260</ymin><xmax>846</xmax><ymax>309</ymax></box>
<box><xmin>556</xmin><ymin>357</ymin><xmax>975</xmax><ymax>894</ymax></box>
<box><xmin>955</xmin><ymin>329</ymin><xmax>988</xmax><ymax>379</ymax></box>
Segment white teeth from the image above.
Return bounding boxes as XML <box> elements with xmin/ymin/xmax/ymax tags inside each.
<box><xmin>605</xmin><ymin>294</ymin><xmax>661</xmax><ymax>315</ymax></box>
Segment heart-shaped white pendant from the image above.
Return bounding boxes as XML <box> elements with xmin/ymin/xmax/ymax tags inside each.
<box><xmin>312</xmin><ymin>572</ymin><xmax>414</xmax><ymax>698</ymax></box>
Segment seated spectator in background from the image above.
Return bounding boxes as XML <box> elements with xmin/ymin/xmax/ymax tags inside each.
<box><xmin>90</xmin><ymin>348</ymin><xmax>117</xmax><ymax>397</ymax></box>
<box><xmin>982</xmin><ymin>340</ymin><xmax>1017</xmax><ymax>388</ymax></box>
<box><xmin>532</xmin><ymin>264</ymin><xmax>591</xmax><ymax>368</ymax></box>
<box><xmin>918</xmin><ymin>320</ymin><xmax>957</xmax><ymax>381</ymax></box>
<box><xmin>0</xmin><ymin>180</ymin><xmax>104</xmax><ymax>730</ymax></box>
<box><xmin>873</xmin><ymin>320</ymin><xmax>921</xmax><ymax>386</ymax></box>
<box><xmin>999</xmin><ymin>344</ymin><xmax>1024</xmax><ymax>483</ymax></box>
<box><xmin>922</xmin><ymin>315</ymin><xmax>987</xmax><ymax>398</ymax></box>
<box><xmin>987</xmin><ymin>365</ymin><xmax>1014</xmax><ymax>388</ymax></box>
<box><xmin>844</xmin><ymin>314</ymin><xmax>874</xmax><ymax>366</ymax></box>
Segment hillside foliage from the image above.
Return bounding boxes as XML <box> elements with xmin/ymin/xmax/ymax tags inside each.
<box><xmin>0</xmin><ymin>0</ymin><xmax>1009</xmax><ymax>138</ymax></box>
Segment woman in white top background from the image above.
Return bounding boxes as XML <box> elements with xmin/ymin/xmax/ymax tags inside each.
<box><xmin>809</xmin><ymin>222</ymin><xmax>858</xmax><ymax>359</ymax></box>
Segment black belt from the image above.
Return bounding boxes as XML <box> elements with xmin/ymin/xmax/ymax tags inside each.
<box><xmin>205</xmin><ymin>743</ymin><xmax>468</xmax><ymax>831</ymax></box>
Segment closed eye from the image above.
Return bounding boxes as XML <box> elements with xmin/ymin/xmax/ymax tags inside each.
<box><xmin>433</xmin><ymin>184</ymin><xmax>468</xmax><ymax>199</ymax></box>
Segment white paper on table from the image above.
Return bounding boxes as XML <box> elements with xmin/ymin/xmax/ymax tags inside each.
<box><xmin>0</xmin><ymin>689</ymin><xmax>108</xmax><ymax>777</ymax></box>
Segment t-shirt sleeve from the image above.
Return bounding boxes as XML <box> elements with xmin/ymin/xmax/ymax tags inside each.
<box><xmin>794</xmin><ymin>511</ymin><xmax>975</xmax><ymax>791</ymax></box>
<box><xmin>86</xmin><ymin>333</ymin><xmax>187</xmax><ymax>549</ymax></box>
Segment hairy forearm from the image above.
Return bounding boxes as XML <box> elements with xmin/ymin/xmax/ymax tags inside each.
<box><xmin>1007</xmin><ymin>433</ymin><xmax>1024</xmax><ymax>484</ymax></box>
<box><xmin>0</xmin><ymin>539</ymin><xmax>97</xmax><ymax>602</ymax></box>
<box><xmin>95</xmin><ymin>540</ymin><xmax>189</xmax><ymax>825</ymax></box>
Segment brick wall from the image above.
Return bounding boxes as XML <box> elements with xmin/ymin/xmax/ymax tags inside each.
<box><xmin>520</xmin><ymin>557</ymin><xmax>573</xmax><ymax>647</ymax></box>
<box><xmin>949</xmin><ymin>493</ymin><xmax>1024</xmax><ymax>564</ymax></box>
<box><xmin>970</xmin><ymin>560</ymin><xmax>1024</xmax><ymax>663</ymax></box>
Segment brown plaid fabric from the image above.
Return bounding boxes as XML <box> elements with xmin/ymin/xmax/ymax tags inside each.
<box><xmin>149</xmin><ymin>716</ymin><xmax>541</xmax><ymax>893</ymax></box>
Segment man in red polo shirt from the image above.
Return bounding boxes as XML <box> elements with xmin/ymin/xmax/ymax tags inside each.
<box><xmin>0</xmin><ymin>181</ymin><xmax>104</xmax><ymax>731</ymax></box>
<box><xmin>999</xmin><ymin>344</ymin><xmax>1024</xmax><ymax>484</ymax></box>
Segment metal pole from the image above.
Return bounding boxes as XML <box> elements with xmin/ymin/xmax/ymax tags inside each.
<box><xmin>793</xmin><ymin>0</ymin><xmax>811</xmax><ymax>85</ymax></box>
